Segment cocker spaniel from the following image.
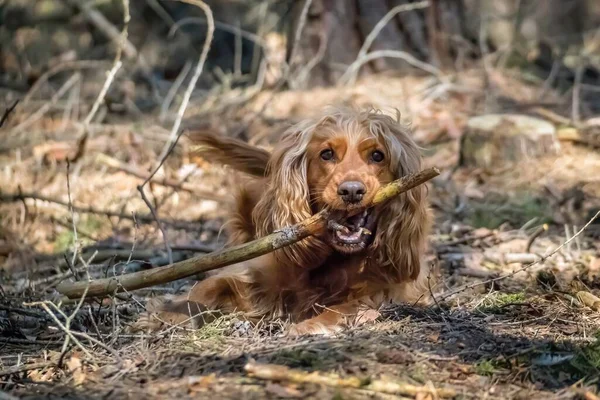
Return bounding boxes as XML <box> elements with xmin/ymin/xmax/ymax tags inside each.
<box><xmin>137</xmin><ymin>106</ymin><xmax>433</xmax><ymax>336</ymax></box>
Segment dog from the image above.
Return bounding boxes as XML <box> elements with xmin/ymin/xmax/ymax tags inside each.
<box><xmin>135</xmin><ymin>106</ymin><xmax>433</xmax><ymax>336</ymax></box>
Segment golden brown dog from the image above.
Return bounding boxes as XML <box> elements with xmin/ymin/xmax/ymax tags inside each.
<box><xmin>136</xmin><ymin>106</ymin><xmax>433</xmax><ymax>335</ymax></box>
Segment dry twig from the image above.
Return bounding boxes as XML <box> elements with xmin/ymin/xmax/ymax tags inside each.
<box><xmin>0</xmin><ymin>190</ymin><xmax>198</xmax><ymax>228</ymax></box>
<box><xmin>342</xmin><ymin>0</ymin><xmax>431</xmax><ymax>86</ymax></box>
<box><xmin>0</xmin><ymin>362</ymin><xmax>56</xmax><ymax>378</ymax></box>
<box><xmin>340</xmin><ymin>50</ymin><xmax>444</xmax><ymax>86</ymax></box>
<box><xmin>11</xmin><ymin>74</ymin><xmax>81</xmax><ymax>134</ymax></box>
<box><xmin>61</xmin><ymin>0</ymin><xmax>137</xmax><ymax>59</ymax></box>
<box><xmin>71</xmin><ymin>0</ymin><xmax>131</xmax><ymax>162</ymax></box>
<box><xmin>0</xmin><ymin>100</ymin><xmax>18</xmax><ymax>128</ymax></box>
<box><xmin>56</xmin><ymin>167</ymin><xmax>440</xmax><ymax>299</ymax></box>
<box><xmin>244</xmin><ymin>362</ymin><xmax>456</xmax><ymax>398</ymax></box>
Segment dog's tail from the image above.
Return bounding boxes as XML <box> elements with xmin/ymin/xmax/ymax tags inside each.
<box><xmin>186</xmin><ymin>130</ymin><xmax>271</xmax><ymax>177</ymax></box>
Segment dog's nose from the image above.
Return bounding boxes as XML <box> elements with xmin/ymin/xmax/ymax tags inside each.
<box><xmin>337</xmin><ymin>181</ymin><xmax>366</xmax><ymax>204</ymax></box>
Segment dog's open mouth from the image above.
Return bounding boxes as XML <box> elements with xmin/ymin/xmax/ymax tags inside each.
<box><xmin>326</xmin><ymin>208</ymin><xmax>377</xmax><ymax>252</ymax></box>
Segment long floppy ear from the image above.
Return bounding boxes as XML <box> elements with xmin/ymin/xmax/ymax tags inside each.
<box><xmin>252</xmin><ymin>123</ymin><xmax>332</xmax><ymax>268</ymax></box>
<box><xmin>366</xmin><ymin>111</ymin><xmax>432</xmax><ymax>283</ymax></box>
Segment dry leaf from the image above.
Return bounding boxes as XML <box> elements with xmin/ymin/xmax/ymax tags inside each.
<box><xmin>428</xmin><ymin>332</ymin><xmax>441</xmax><ymax>343</ymax></box>
<box><xmin>66</xmin><ymin>356</ymin><xmax>86</xmax><ymax>385</ymax></box>
<box><xmin>29</xmin><ymin>367</ymin><xmax>55</xmax><ymax>382</ymax></box>
<box><xmin>265</xmin><ymin>382</ymin><xmax>303</xmax><ymax>398</ymax></box>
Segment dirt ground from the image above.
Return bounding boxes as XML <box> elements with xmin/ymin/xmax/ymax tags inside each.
<box><xmin>1</xmin><ymin>71</ymin><xmax>600</xmax><ymax>399</ymax></box>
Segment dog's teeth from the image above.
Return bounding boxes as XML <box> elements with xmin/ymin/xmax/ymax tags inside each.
<box><xmin>362</xmin><ymin>228</ymin><xmax>372</xmax><ymax>236</ymax></box>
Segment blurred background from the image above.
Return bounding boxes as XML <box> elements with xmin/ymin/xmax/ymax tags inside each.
<box><xmin>1</xmin><ymin>1</ymin><xmax>600</xmax><ymax>397</ymax></box>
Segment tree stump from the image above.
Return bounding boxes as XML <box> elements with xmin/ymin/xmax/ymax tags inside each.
<box><xmin>459</xmin><ymin>114</ymin><xmax>559</xmax><ymax>168</ymax></box>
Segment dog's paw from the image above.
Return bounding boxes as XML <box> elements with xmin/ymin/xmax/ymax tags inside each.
<box><xmin>286</xmin><ymin>321</ymin><xmax>343</xmax><ymax>337</ymax></box>
<box><xmin>128</xmin><ymin>297</ymin><xmax>205</xmax><ymax>333</ymax></box>
<box><xmin>128</xmin><ymin>312</ymin><xmax>165</xmax><ymax>333</ymax></box>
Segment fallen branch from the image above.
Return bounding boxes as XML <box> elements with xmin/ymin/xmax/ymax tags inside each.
<box><xmin>0</xmin><ymin>191</ymin><xmax>199</xmax><ymax>229</ymax></box>
<box><xmin>56</xmin><ymin>167</ymin><xmax>440</xmax><ymax>299</ymax></box>
<box><xmin>244</xmin><ymin>362</ymin><xmax>456</xmax><ymax>398</ymax></box>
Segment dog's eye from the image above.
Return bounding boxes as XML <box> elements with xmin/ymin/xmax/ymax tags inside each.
<box><xmin>320</xmin><ymin>149</ymin><xmax>334</xmax><ymax>161</ymax></box>
<box><xmin>371</xmin><ymin>150</ymin><xmax>385</xmax><ymax>163</ymax></box>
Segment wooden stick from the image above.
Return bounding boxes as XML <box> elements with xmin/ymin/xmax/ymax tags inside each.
<box><xmin>56</xmin><ymin>167</ymin><xmax>440</xmax><ymax>299</ymax></box>
<box><xmin>244</xmin><ymin>362</ymin><xmax>456</xmax><ymax>398</ymax></box>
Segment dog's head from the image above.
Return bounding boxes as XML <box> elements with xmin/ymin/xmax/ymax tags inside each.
<box><xmin>253</xmin><ymin>106</ymin><xmax>430</xmax><ymax>281</ymax></box>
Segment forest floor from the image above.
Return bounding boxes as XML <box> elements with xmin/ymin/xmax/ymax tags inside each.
<box><xmin>1</xmin><ymin>70</ymin><xmax>600</xmax><ymax>399</ymax></box>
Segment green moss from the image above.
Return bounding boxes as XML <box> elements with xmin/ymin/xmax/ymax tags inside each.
<box><xmin>474</xmin><ymin>358</ymin><xmax>509</xmax><ymax>377</ymax></box>
<box><xmin>54</xmin><ymin>229</ymin><xmax>75</xmax><ymax>253</ymax></box>
<box><xmin>468</xmin><ymin>194</ymin><xmax>553</xmax><ymax>229</ymax></box>
<box><xmin>474</xmin><ymin>360</ymin><xmax>497</xmax><ymax>376</ymax></box>
<box><xmin>570</xmin><ymin>332</ymin><xmax>600</xmax><ymax>375</ymax></box>
<box><xmin>476</xmin><ymin>292</ymin><xmax>527</xmax><ymax>314</ymax></box>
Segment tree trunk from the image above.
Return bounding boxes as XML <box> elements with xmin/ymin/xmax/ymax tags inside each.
<box><xmin>459</xmin><ymin>114</ymin><xmax>560</xmax><ymax>168</ymax></box>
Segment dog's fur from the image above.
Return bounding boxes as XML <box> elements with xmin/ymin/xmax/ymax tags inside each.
<box><xmin>135</xmin><ymin>107</ymin><xmax>433</xmax><ymax>335</ymax></box>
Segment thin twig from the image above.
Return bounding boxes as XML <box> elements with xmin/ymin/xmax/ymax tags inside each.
<box><xmin>11</xmin><ymin>73</ymin><xmax>80</xmax><ymax>134</ymax></box>
<box><xmin>572</xmin><ymin>59</ymin><xmax>585</xmax><ymax>125</ymax></box>
<box><xmin>84</xmin><ymin>0</ymin><xmax>130</xmax><ymax>126</ymax></box>
<box><xmin>149</xmin><ymin>0</ymin><xmax>214</xmax><ymax>177</ymax></box>
<box><xmin>340</xmin><ymin>50</ymin><xmax>443</xmax><ymax>85</ymax></box>
<box><xmin>159</xmin><ymin>60</ymin><xmax>192</xmax><ymax>122</ymax></box>
<box><xmin>66</xmin><ymin>161</ymin><xmax>79</xmax><ymax>271</ymax></box>
<box><xmin>136</xmin><ymin>185</ymin><xmax>173</xmax><ymax>263</ymax></box>
<box><xmin>0</xmin><ymin>100</ymin><xmax>18</xmax><ymax>127</ymax></box>
<box><xmin>287</xmin><ymin>0</ymin><xmax>313</xmax><ymax>78</ymax></box>
<box><xmin>344</xmin><ymin>0</ymin><xmax>430</xmax><ymax>85</ymax></box>
<box><xmin>72</xmin><ymin>0</ymin><xmax>130</xmax><ymax>162</ymax></box>
<box><xmin>24</xmin><ymin>300</ymin><xmax>93</xmax><ymax>362</ymax></box>
<box><xmin>0</xmin><ymin>362</ymin><xmax>55</xmax><ymax>378</ymax></box>
<box><xmin>168</xmin><ymin>16</ymin><xmax>264</xmax><ymax>48</ymax></box>
<box><xmin>0</xmin><ymin>191</ymin><xmax>200</xmax><ymax>228</ymax></box>
<box><xmin>21</xmin><ymin>60</ymin><xmax>112</xmax><ymax>107</ymax></box>
<box><xmin>525</xmin><ymin>223</ymin><xmax>549</xmax><ymax>253</ymax></box>
<box><xmin>62</xmin><ymin>0</ymin><xmax>137</xmax><ymax>59</ymax></box>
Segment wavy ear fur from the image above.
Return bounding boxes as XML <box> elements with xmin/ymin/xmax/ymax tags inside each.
<box><xmin>364</xmin><ymin>110</ymin><xmax>432</xmax><ymax>283</ymax></box>
<box><xmin>252</xmin><ymin>120</ymin><xmax>332</xmax><ymax>269</ymax></box>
